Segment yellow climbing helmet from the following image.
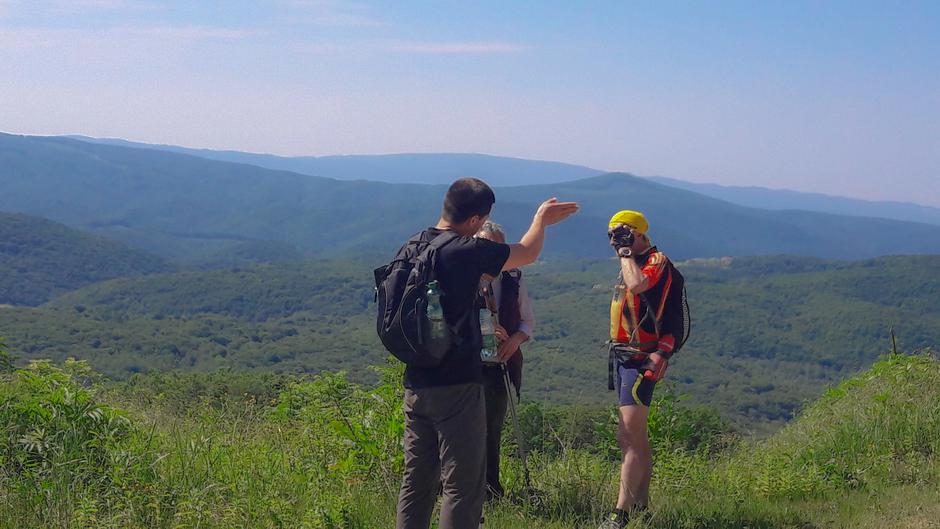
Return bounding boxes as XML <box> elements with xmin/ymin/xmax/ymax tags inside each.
<box><xmin>608</xmin><ymin>210</ymin><xmax>649</xmax><ymax>234</ymax></box>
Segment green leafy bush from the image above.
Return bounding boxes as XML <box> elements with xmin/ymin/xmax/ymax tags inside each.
<box><xmin>0</xmin><ymin>337</ymin><xmax>12</xmax><ymax>373</ymax></box>
<box><xmin>0</xmin><ymin>359</ymin><xmax>131</xmax><ymax>480</ymax></box>
<box><xmin>271</xmin><ymin>362</ymin><xmax>405</xmax><ymax>490</ymax></box>
<box><xmin>508</xmin><ymin>386</ymin><xmax>728</xmax><ymax>463</ymax></box>
<box><xmin>0</xmin><ymin>358</ymin><xmax>139</xmax><ymax>526</ymax></box>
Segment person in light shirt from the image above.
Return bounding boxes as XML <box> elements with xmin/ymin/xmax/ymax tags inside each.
<box><xmin>476</xmin><ymin>220</ymin><xmax>536</xmax><ymax>501</ymax></box>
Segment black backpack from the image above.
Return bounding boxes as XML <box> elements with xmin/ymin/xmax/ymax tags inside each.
<box><xmin>374</xmin><ymin>230</ymin><xmax>460</xmax><ymax>367</ymax></box>
<box><xmin>657</xmin><ymin>263</ymin><xmax>691</xmax><ymax>354</ymax></box>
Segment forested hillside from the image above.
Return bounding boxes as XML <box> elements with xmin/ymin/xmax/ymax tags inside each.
<box><xmin>3</xmin><ymin>255</ymin><xmax>938</xmax><ymax>430</ymax></box>
<box><xmin>0</xmin><ymin>212</ymin><xmax>169</xmax><ymax>306</ymax></box>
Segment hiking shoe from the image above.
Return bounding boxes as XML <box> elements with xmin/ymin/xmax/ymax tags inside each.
<box><xmin>597</xmin><ymin>511</ymin><xmax>628</xmax><ymax>529</ymax></box>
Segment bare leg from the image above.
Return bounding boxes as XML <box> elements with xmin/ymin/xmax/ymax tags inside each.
<box><xmin>615</xmin><ymin>404</ymin><xmax>652</xmax><ymax>510</ymax></box>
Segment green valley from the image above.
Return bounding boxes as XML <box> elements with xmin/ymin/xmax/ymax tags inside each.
<box><xmin>0</xmin><ymin>212</ymin><xmax>169</xmax><ymax>306</ymax></box>
<box><xmin>3</xmin><ymin>254</ymin><xmax>938</xmax><ymax>432</ymax></box>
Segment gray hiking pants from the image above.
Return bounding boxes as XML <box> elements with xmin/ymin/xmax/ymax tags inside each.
<box><xmin>395</xmin><ymin>383</ymin><xmax>486</xmax><ymax>529</ymax></box>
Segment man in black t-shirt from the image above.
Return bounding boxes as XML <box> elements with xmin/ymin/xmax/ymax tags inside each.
<box><xmin>395</xmin><ymin>178</ymin><xmax>578</xmax><ymax>529</ymax></box>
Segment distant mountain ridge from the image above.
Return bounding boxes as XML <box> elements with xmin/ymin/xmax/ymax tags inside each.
<box><xmin>67</xmin><ymin>135</ymin><xmax>940</xmax><ymax>225</ymax></box>
<box><xmin>3</xmin><ymin>132</ymin><xmax>940</xmax><ymax>262</ymax></box>
<box><xmin>650</xmin><ymin>176</ymin><xmax>940</xmax><ymax>226</ymax></box>
<box><xmin>65</xmin><ymin>135</ymin><xmax>604</xmax><ymax>186</ymax></box>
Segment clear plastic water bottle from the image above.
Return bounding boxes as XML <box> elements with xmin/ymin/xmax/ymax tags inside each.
<box><xmin>427</xmin><ymin>281</ymin><xmax>445</xmax><ymax>340</ymax></box>
<box><xmin>480</xmin><ymin>309</ymin><xmax>498</xmax><ymax>362</ymax></box>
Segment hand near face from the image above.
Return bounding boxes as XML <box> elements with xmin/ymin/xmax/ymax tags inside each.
<box><xmin>608</xmin><ymin>223</ymin><xmax>636</xmax><ymax>249</ymax></box>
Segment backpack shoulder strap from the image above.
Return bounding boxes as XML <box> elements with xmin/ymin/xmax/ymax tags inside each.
<box><xmin>409</xmin><ymin>231</ymin><xmax>460</xmax><ymax>284</ymax></box>
<box><xmin>426</xmin><ymin>230</ymin><xmax>460</xmax><ymax>251</ymax></box>
<box><xmin>394</xmin><ymin>230</ymin><xmax>458</xmax><ymax>260</ymax></box>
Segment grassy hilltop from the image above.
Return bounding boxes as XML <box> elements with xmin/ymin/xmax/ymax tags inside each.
<box><xmin>1</xmin><ymin>336</ymin><xmax>937</xmax><ymax>528</ymax></box>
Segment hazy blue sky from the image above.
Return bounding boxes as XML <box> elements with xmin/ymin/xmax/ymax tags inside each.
<box><xmin>2</xmin><ymin>1</ymin><xmax>938</xmax><ymax>205</ymax></box>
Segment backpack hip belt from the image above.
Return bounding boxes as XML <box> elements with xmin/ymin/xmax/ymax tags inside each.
<box><xmin>607</xmin><ymin>341</ymin><xmax>656</xmax><ymax>391</ymax></box>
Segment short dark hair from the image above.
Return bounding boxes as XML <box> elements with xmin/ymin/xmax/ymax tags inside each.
<box><xmin>442</xmin><ymin>177</ymin><xmax>495</xmax><ymax>223</ymax></box>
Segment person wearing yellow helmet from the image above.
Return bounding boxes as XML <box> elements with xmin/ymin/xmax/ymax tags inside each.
<box><xmin>599</xmin><ymin>210</ymin><xmax>681</xmax><ymax>529</ymax></box>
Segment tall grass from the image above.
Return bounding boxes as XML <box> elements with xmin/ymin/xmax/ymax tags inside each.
<box><xmin>0</xmin><ymin>350</ymin><xmax>937</xmax><ymax>528</ymax></box>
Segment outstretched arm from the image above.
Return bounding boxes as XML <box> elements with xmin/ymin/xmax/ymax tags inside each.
<box><xmin>503</xmin><ymin>198</ymin><xmax>579</xmax><ymax>270</ymax></box>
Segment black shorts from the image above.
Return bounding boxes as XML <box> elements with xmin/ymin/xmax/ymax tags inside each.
<box><xmin>617</xmin><ymin>361</ymin><xmax>656</xmax><ymax>407</ymax></box>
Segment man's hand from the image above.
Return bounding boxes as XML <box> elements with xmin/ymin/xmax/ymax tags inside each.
<box><xmin>643</xmin><ymin>353</ymin><xmax>669</xmax><ymax>381</ymax></box>
<box><xmin>497</xmin><ymin>332</ymin><xmax>525</xmax><ymax>362</ymax></box>
<box><xmin>494</xmin><ymin>323</ymin><xmax>509</xmax><ymax>343</ymax></box>
<box><xmin>503</xmin><ymin>198</ymin><xmax>579</xmax><ymax>271</ymax></box>
<box><xmin>535</xmin><ymin>198</ymin><xmax>579</xmax><ymax>226</ymax></box>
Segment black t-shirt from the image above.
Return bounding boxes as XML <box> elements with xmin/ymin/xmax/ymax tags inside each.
<box><xmin>403</xmin><ymin>227</ymin><xmax>510</xmax><ymax>389</ymax></box>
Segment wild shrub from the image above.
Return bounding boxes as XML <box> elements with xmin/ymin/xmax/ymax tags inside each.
<box><xmin>508</xmin><ymin>386</ymin><xmax>728</xmax><ymax>464</ymax></box>
<box><xmin>113</xmin><ymin>369</ymin><xmax>289</xmax><ymax>419</ymax></box>
<box><xmin>647</xmin><ymin>389</ymin><xmax>730</xmax><ymax>453</ymax></box>
<box><xmin>0</xmin><ymin>337</ymin><xmax>12</xmax><ymax>373</ymax></box>
<box><xmin>0</xmin><ymin>359</ymin><xmax>131</xmax><ymax>481</ymax></box>
<box><xmin>0</xmin><ymin>358</ymin><xmax>137</xmax><ymax>526</ymax></box>
<box><xmin>271</xmin><ymin>362</ymin><xmax>405</xmax><ymax>490</ymax></box>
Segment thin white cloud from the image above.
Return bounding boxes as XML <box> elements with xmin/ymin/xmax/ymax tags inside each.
<box><xmin>56</xmin><ymin>0</ymin><xmax>146</xmax><ymax>9</ymax></box>
<box><xmin>300</xmin><ymin>41</ymin><xmax>349</xmax><ymax>55</ymax></box>
<box><xmin>0</xmin><ymin>0</ymin><xmax>20</xmax><ymax>18</ymax></box>
<box><xmin>298</xmin><ymin>39</ymin><xmax>531</xmax><ymax>56</ymax></box>
<box><xmin>0</xmin><ymin>25</ymin><xmax>261</xmax><ymax>51</ymax></box>
<box><xmin>2</xmin><ymin>0</ymin><xmax>157</xmax><ymax>14</ymax></box>
<box><xmin>279</xmin><ymin>0</ymin><xmax>385</xmax><ymax>27</ymax></box>
<box><xmin>388</xmin><ymin>40</ymin><xmax>531</xmax><ymax>54</ymax></box>
<box><xmin>121</xmin><ymin>25</ymin><xmax>263</xmax><ymax>40</ymax></box>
